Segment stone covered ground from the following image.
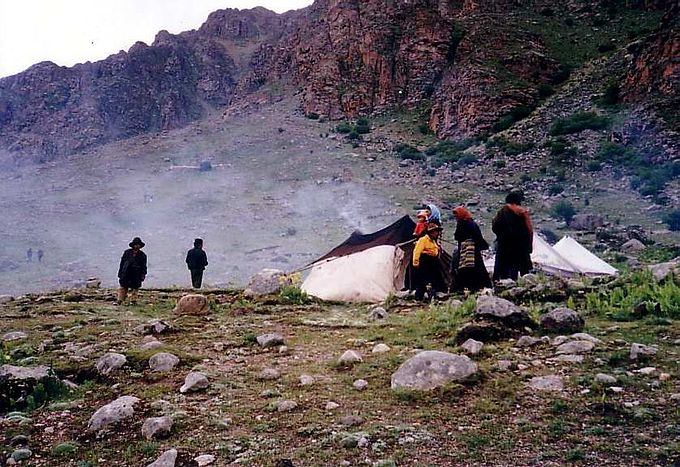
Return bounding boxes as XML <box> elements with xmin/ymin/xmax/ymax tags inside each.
<box><xmin>1</xmin><ymin>270</ymin><xmax>680</xmax><ymax>467</ymax></box>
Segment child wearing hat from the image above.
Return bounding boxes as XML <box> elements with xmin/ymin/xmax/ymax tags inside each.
<box><xmin>412</xmin><ymin>223</ymin><xmax>445</xmax><ymax>301</ymax></box>
<box><xmin>117</xmin><ymin>237</ymin><xmax>147</xmax><ymax>305</ymax></box>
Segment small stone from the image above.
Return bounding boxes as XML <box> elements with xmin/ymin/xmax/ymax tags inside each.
<box><xmin>353</xmin><ymin>379</ymin><xmax>368</xmax><ymax>390</ymax></box>
<box><xmin>11</xmin><ymin>449</ymin><xmax>32</xmax><ymax>461</ymax></box>
<box><xmin>660</xmin><ymin>373</ymin><xmax>671</xmax><ymax>381</ymax></box>
<box><xmin>140</xmin><ymin>340</ymin><xmax>163</xmax><ymax>351</ymax></box>
<box><xmin>277</xmin><ymin>400</ymin><xmax>298</xmax><ymax>412</ymax></box>
<box><xmin>338</xmin><ymin>350</ymin><xmax>362</xmax><ymax>366</ymax></box>
<box><xmin>194</xmin><ymin>454</ymin><xmax>216</xmax><ymax>466</ymax></box>
<box><xmin>630</xmin><ymin>343</ymin><xmax>657</xmax><ymax>360</ymax></box>
<box><xmin>88</xmin><ymin>396</ymin><xmax>140</xmax><ymax>432</ymax></box>
<box><xmin>609</xmin><ymin>386</ymin><xmax>624</xmax><ymax>393</ymax></box>
<box><xmin>0</xmin><ymin>295</ymin><xmax>15</xmax><ymax>304</ymax></box>
<box><xmin>549</xmin><ymin>354</ymin><xmax>584</xmax><ymax>364</ymax></box>
<box><xmin>570</xmin><ymin>333</ymin><xmax>603</xmax><ymax>345</ymax></box>
<box><xmin>256</xmin><ymin>333</ymin><xmax>285</xmax><ymax>348</ymax></box>
<box><xmin>325</xmin><ymin>401</ymin><xmax>340</xmax><ymax>411</ymax></box>
<box><xmin>141</xmin><ymin>416</ymin><xmax>173</xmax><ymax>440</ymax></box>
<box><xmin>556</xmin><ymin>340</ymin><xmax>595</xmax><ymax>355</ymax></box>
<box><xmin>540</xmin><ymin>307</ymin><xmax>584</xmax><ymax>333</ymax></box>
<box><xmin>259</xmin><ymin>368</ymin><xmax>281</xmax><ymax>380</ymax></box>
<box><xmin>516</xmin><ymin>336</ymin><xmax>543</xmax><ymax>348</ymax></box>
<box><xmin>528</xmin><ymin>375</ymin><xmax>563</xmax><ymax>391</ymax></box>
<box><xmin>391</xmin><ymin>351</ymin><xmax>478</xmax><ymax>391</ymax></box>
<box><xmin>372</xmin><ymin>343</ymin><xmax>391</xmax><ymax>354</ymax></box>
<box><xmin>460</xmin><ymin>338</ymin><xmax>483</xmax><ymax>355</ymax></box>
<box><xmin>368</xmin><ymin>307</ymin><xmax>388</xmax><ymax>320</ymax></box>
<box><xmin>279</xmin><ymin>345</ymin><xmax>288</xmax><ymax>354</ymax></box>
<box><xmin>299</xmin><ymin>375</ymin><xmax>315</xmax><ymax>386</ymax></box>
<box><xmin>636</xmin><ymin>367</ymin><xmax>657</xmax><ymax>376</ymax></box>
<box><xmin>340</xmin><ymin>415</ymin><xmax>364</xmax><ymax>426</ymax></box>
<box><xmin>149</xmin><ymin>353</ymin><xmax>179</xmax><ymax>372</ymax></box>
<box><xmin>95</xmin><ymin>353</ymin><xmax>127</xmax><ymax>375</ymax></box>
<box><xmin>497</xmin><ymin>360</ymin><xmax>515</xmax><ymax>371</ymax></box>
<box><xmin>2</xmin><ymin>331</ymin><xmax>28</xmax><ymax>342</ymax></box>
<box><xmin>180</xmin><ymin>372</ymin><xmax>209</xmax><ymax>393</ymax></box>
<box><xmin>595</xmin><ymin>373</ymin><xmax>617</xmax><ymax>385</ymax></box>
<box><xmin>147</xmin><ymin>448</ymin><xmax>178</xmax><ymax>467</ymax></box>
<box><xmin>174</xmin><ymin>294</ymin><xmax>210</xmax><ymax>315</ymax></box>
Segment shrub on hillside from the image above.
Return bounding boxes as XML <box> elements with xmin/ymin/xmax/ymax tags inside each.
<box><xmin>491</xmin><ymin>106</ymin><xmax>534</xmax><ymax>133</ymax></box>
<box><xmin>488</xmin><ymin>137</ymin><xmax>534</xmax><ymax>156</ymax></box>
<box><xmin>663</xmin><ymin>210</ymin><xmax>680</xmax><ymax>232</ymax></box>
<box><xmin>549</xmin><ymin>112</ymin><xmax>611</xmax><ymax>135</ymax></box>
<box><xmin>355</xmin><ymin>117</ymin><xmax>371</xmax><ymax>134</ymax></box>
<box><xmin>336</xmin><ymin>122</ymin><xmax>352</xmax><ymax>134</ymax></box>
<box><xmin>551</xmin><ymin>200</ymin><xmax>577</xmax><ymax>225</ymax></box>
<box><xmin>395</xmin><ymin>143</ymin><xmax>424</xmax><ymax>161</ymax></box>
<box><xmin>595</xmin><ymin>81</ymin><xmax>620</xmax><ymax>107</ymax></box>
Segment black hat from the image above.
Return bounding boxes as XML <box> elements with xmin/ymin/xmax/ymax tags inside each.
<box><xmin>129</xmin><ymin>237</ymin><xmax>145</xmax><ymax>248</ymax></box>
<box><xmin>194</xmin><ymin>238</ymin><xmax>203</xmax><ymax>247</ymax></box>
<box><xmin>506</xmin><ymin>190</ymin><xmax>525</xmax><ymax>205</ymax></box>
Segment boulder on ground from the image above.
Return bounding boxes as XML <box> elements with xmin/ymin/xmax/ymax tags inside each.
<box><xmin>630</xmin><ymin>343</ymin><xmax>657</xmax><ymax>360</ymax></box>
<box><xmin>256</xmin><ymin>333</ymin><xmax>285</xmax><ymax>348</ymax></box>
<box><xmin>142</xmin><ymin>416</ymin><xmax>173</xmax><ymax>440</ymax></box>
<box><xmin>621</xmin><ymin>238</ymin><xmax>645</xmax><ymax>253</ymax></box>
<box><xmin>0</xmin><ymin>365</ymin><xmax>61</xmax><ymax>412</ymax></box>
<box><xmin>85</xmin><ymin>278</ymin><xmax>101</xmax><ymax>289</ymax></box>
<box><xmin>147</xmin><ymin>449</ymin><xmax>178</xmax><ymax>467</ymax></box>
<box><xmin>648</xmin><ymin>258</ymin><xmax>679</xmax><ymax>282</ymax></box>
<box><xmin>2</xmin><ymin>331</ymin><xmax>28</xmax><ymax>342</ymax></box>
<box><xmin>540</xmin><ymin>307</ymin><xmax>584</xmax><ymax>333</ymax></box>
<box><xmin>0</xmin><ymin>295</ymin><xmax>14</xmax><ymax>304</ymax></box>
<box><xmin>135</xmin><ymin>320</ymin><xmax>171</xmax><ymax>335</ymax></box>
<box><xmin>180</xmin><ymin>372</ymin><xmax>209</xmax><ymax>393</ymax></box>
<box><xmin>95</xmin><ymin>353</ymin><xmax>127</xmax><ymax>376</ymax></box>
<box><xmin>570</xmin><ymin>213</ymin><xmax>605</xmax><ymax>231</ymax></box>
<box><xmin>149</xmin><ymin>353</ymin><xmax>180</xmax><ymax>372</ymax></box>
<box><xmin>368</xmin><ymin>307</ymin><xmax>388</xmax><ymax>320</ymax></box>
<box><xmin>88</xmin><ymin>396</ymin><xmax>140</xmax><ymax>432</ymax></box>
<box><xmin>555</xmin><ymin>340</ymin><xmax>595</xmax><ymax>354</ymax></box>
<box><xmin>475</xmin><ymin>295</ymin><xmax>535</xmax><ymax>329</ymax></box>
<box><xmin>337</xmin><ymin>350</ymin><xmax>362</xmax><ymax>366</ymax></box>
<box><xmin>174</xmin><ymin>294</ymin><xmax>210</xmax><ymax>315</ymax></box>
<box><xmin>460</xmin><ymin>338</ymin><xmax>484</xmax><ymax>355</ymax></box>
<box><xmin>244</xmin><ymin>269</ymin><xmax>289</xmax><ymax>297</ymax></box>
<box><xmin>391</xmin><ymin>351</ymin><xmax>478</xmax><ymax>391</ymax></box>
<box><xmin>528</xmin><ymin>375</ymin><xmax>563</xmax><ymax>391</ymax></box>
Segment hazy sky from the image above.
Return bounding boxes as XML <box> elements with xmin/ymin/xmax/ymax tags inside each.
<box><xmin>0</xmin><ymin>0</ymin><xmax>313</xmax><ymax>78</ymax></box>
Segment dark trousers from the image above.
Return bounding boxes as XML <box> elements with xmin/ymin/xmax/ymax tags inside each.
<box><xmin>190</xmin><ymin>269</ymin><xmax>204</xmax><ymax>288</ymax></box>
<box><xmin>413</xmin><ymin>255</ymin><xmax>445</xmax><ymax>301</ymax></box>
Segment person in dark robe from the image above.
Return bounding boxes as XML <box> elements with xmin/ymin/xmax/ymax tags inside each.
<box><xmin>412</xmin><ymin>223</ymin><xmax>446</xmax><ymax>301</ymax></box>
<box><xmin>26</xmin><ymin>248</ymin><xmax>33</xmax><ymax>262</ymax></box>
<box><xmin>492</xmin><ymin>191</ymin><xmax>533</xmax><ymax>281</ymax></box>
<box><xmin>185</xmin><ymin>238</ymin><xmax>208</xmax><ymax>289</ymax></box>
<box><xmin>37</xmin><ymin>249</ymin><xmax>44</xmax><ymax>262</ymax></box>
<box><xmin>117</xmin><ymin>237</ymin><xmax>147</xmax><ymax>304</ymax></box>
<box><xmin>452</xmin><ymin>207</ymin><xmax>492</xmax><ymax>292</ymax></box>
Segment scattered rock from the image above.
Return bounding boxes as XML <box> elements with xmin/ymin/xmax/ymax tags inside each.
<box><xmin>299</xmin><ymin>374</ymin><xmax>315</xmax><ymax>386</ymax></box>
<box><xmin>259</xmin><ymin>368</ymin><xmax>281</xmax><ymax>380</ymax></box>
<box><xmin>174</xmin><ymin>294</ymin><xmax>210</xmax><ymax>315</ymax></box>
<box><xmin>630</xmin><ymin>343</ymin><xmax>658</xmax><ymax>360</ymax></box>
<box><xmin>0</xmin><ymin>364</ymin><xmax>61</xmax><ymax>410</ymax></box>
<box><xmin>621</xmin><ymin>238</ymin><xmax>645</xmax><ymax>253</ymax></box>
<box><xmin>368</xmin><ymin>307</ymin><xmax>388</xmax><ymax>320</ymax></box>
<box><xmin>244</xmin><ymin>269</ymin><xmax>289</xmax><ymax>297</ymax></box>
<box><xmin>147</xmin><ymin>448</ymin><xmax>178</xmax><ymax>467</ymax></box>
<box><xmin>140</xmin><ymin>338</ymin><xmax>163</xmax><ymax>351</ymax></box>
<box><xmin>135</xmin><ymin>320</ymin><xmax>171</xmax><ymax>335</ymax></box>
<box><xmin>648</xmin><ymin>258</ymin><xmax>680</xmax><ymax>282</ymax></box>
<box><xmin>11</xmin><ymin>449</ymin><xmax>32</xmax><ymax>462</ymax></box>
<box><xmin>496</xmin><ymin>360</ymin><xmax>516</xmax><ymax>371</ymax></box>
<box><xmin>2</xmin><ymin>331</ymin><xmax>27</xmax><ymax>342</ymax></box>
<box><xmin>88</xmin><ymin>396</ymin><xmax>140</xmax><ymax>432</ymax></box>
<box><xmin>353</xmin><ymin>379</ymin><xmax>368</xmax><ymax>390</ymax></box>
<box><xmin>391</xmin><ymin>351</ymin><xmax>478</xmax><ymax>391</ymax></box>
<box><xmin>276</xmin><ymin>400</ymin><xmax>298</xmax><ymax>412</ymax></box>
<box><xmin>556</xmin><ymin>340</ymin><xmax>595</xmax><ymax>355</ymax></box>
<box><xmin>548</xmin><ymin>354</ymin><xmax>584</xmax><ymax>364</ymax></box>
<box><xmin>372</xmin><ymin>343</ymin><xmax>391</xmax><ymax>354</ymax></box>
<box><xmin>528</xmin><ymin>375</ymin><xmax>563</xmax><ymax>391</ymax></box>
<box><xmin>338</xmin><ymin>350</ymin><xmax>363</xmax><ymax>366</ymax></box>
<box><xmin>340</xmin><ymin>415</ymin><xmax>364</xmax><ymax>426</ymax></box>
<box><xmin>460</xmin><ymin>338</ymin><xmax>484</xmax><ymax>355</ymax></box>
<box><xmin>149</xmin><ymin>353</ymin><xmax>180</xmax><ymax>372</ymax></box>
<box><xmin>540</xmin><ymin>307</ymin><xmax>584</xmax><ymax>333</ymax></box>
<box><xmin>570</xmin><ymin>333</ymin><xmax>603</xmax><ymax>345</ymax></box>
<box><xmin>95</xmin><ymin>353</ymin><xmax>127</xmax><ymax>376</ymax></box>
<box><xmin>85</xmin><ymin>278</ymin><xmax>101</xmax><ymax>288</ymax></box>
<box><xmin>570</xmin><ymin>213</ymin><xmax>605</xmax><ymax>231</ymax></box>
<box><xmin>0</xmin><ymin>295</ymin><xmax>14</xmax><ymax>304</ymax></box>
<box><xmin>516</xmin><ymin>336</ymin><xmax>546</xmax><ymax>348</ymax></box>
<box><xmin>195</xmin><ymin>454</ymin><xmax>216</xmax><ymax>466</ymax></box>
<box><xmin>325</xmin><ymin>401</ymin><xmax>340</xmax><ymax>411</ymax></box>
<box><xmin>340</xmin><ymin>432</ymin><xmax>369</xmax><ymax>449</ymax></box>
<box><xmin>142</xmin><ymin>416</ymin><xmax>173</xmax><ymax>440</ymax></box>
<box><xmin>257</xmin><ymin>333</ymin><xmax>285</xmax><ymax>348</ymax></box>
<box><xmin>180</xmin><ymin>372</ymin><xmax>209</xmax><ymax>393</ymax></box>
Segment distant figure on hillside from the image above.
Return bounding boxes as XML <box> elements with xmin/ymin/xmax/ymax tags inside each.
<box><xmin>37</xmin><ymin>249</ymin><xmax>44</xmax><ymax>263</ymax></box>
<box><xmin>492</xmin><ymin>191</ymin><xmax>533</xmax><ymax>281</ymax></box>
<box><xmin>412</xmin><ymin>223</ymin><xmax>445</xmax><ymax>301</ymax></box>
<box><xmin>26</xmin><ymin>248</ymin><xmax>33</xmax><ymax>262</ymax></box>
<box><xmin>452</xmin><ymin>207</ymin><xmax>492</xmax><ymax>293</ymax></box>
<box><xmin>186</xmin><ymin>238</ymin><xmax>208</xmax><ymax>289</ymax></box>
<box><xmin>117</xmin><ymin>237</ymin><xmax>147</xmax><ymax>305</ymax></box>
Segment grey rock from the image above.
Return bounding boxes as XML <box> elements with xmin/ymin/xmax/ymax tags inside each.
<box><xmin>259</xmin><ymin>368</ymin><xmax>281</xmax><ymax>380</ymax></box>
<box><xmin>95</xmin><ymin>353</ymin><xmax>127</xmax><ymax>376</ymax></box>
<box><xmin>299</xmin><ymin>374</ymin><xmax>315</xmax><ymax>386</ymax></box>
<box><xmin>648</xmin><ymin>259</ymin><xmax>680</xmax><ymax>282</ymax></box>
<box><xmin>325</xmin><ymin>401</ymin><xmax>340</xmax><ymax>411</ymax></box>
<box><xmin>372</xmin><ymin>343</ymin><xmax>391</xmax><ymax>354</ymax></box>
<box><xmin>135</xmin><ymin>320</ymin><xmax>171</xmax><ymax>335</ymax></box>
<box><xmin>548</xmin><ymin>354</ymin><xmax>584</xmax><ymax>364</ymax></box>
<box><xmin>460</xmin><ymin>338</ymin><xmax>484</xmax><ymax>355</ymax></box>
<box><xmin>474</xmin><ymin>295</ymin><xmax>535</xmax><ymax>329</ymax></box>
<box><xmin>516</xmin><ymin>336</ymin><xmax>544</xmax><ymax>348</ymax></box>
<box><xmin>341</xmin><ymin>415</ymin><xmax>364</xmax><ymax>426</ymax></box>
<box><xmin>496</xmin><ymin>360</ymin><xmax>515</xmax><ymax>371</ymax></box>
<box><xmin>621</xmin><ymin>238</ymin><xmax>645</xmax><ymax>253</ymax></box>
<box><xmin>368</xmin><ymin>307</ymin><xmax>388</xmax><ymax>320</ymax></box>
<box><xmin>85</xmin><ymin>278</ymin><xmax>101</xmax><ymax>289</ymax></box>
<box><xmin>540</xmin><ymin>307</ymin><xmax>584</xmax><ymax>333</ymax></box>
<box><xmin>147</xmin><ymin>449</ymin><xmax>178</xmax><ymax>467</ymax></box>
<box><xmin>391</xmin><ymin>351</ymin><xmax>478</xmax><ymax>391</ymax></box>
<box><xmin>341</xmin><ymin>432</ymin><xmax>369</xmax><ymax>449</ymax></box>
<box><xmin>338</xmin><ymin>350</ymin><xmax>363</xmax><ymax>366</ymax></box>
<box><xmin>180</xmin><ymin>371</ymin><xmax>209</xmax><ymax>393</ymax></box>
<box><xmin>528</xmin><ymin>375</ymin><xmax>563</xmax><ymax>391</ymax></box>
<box><xmin>0</xmin><ymin>295</ymin><xmax>14</xmax><ymax>304</ymax></box>
<box><xmin>595</xmin><ymin>373</ymin><xmax>617</xmax><ymax>385</ymax></box>
<box><xmin>0</xmin><ymin>365</ymin><xmax>60</xmax><ymax>409</ymax></box>
<box><xmin>277</xmin><ymin>400</ymin><xmax>298</xmax><ymax>412</ymax></box>
<box><xmin>244</xmin><ymin>269</ymin><xmax>288</xmax><ymax>297</ymax></box>
<box><xmin>195</xmin><ymin>454</ymin><xmax>216</xmax><ymax>466</ymax></box>
<box><xmin>570</xmin><ymin>333</ymin><xmax>603</xmax><ymax>345</ymax></box>
<box><xmin>2</xmin><ymin>331</ymin><xmax>27</xmax><ymax>342</ymax></box>
<box><xmin>88</xmin><ymin>396</ymin><xmax>140</xmax><ymax>432</ymax></box>
<box><xmin>149</xmin><ymin>353</ymin><xmax>179</xmax><ymax>372</ymax></box>
<box><xmin>556</xmin><ymin>340</ymin><xmax>595</xmax><ymax>354</ymax></box>
<box><xmin>141</xmin><ymin>416</ymin><xmax>173</xmax><ymax>440</ymax></box>
<box><xmin>630</xmin><ymin>343</ymin><xmax>657</xmax><ymax>360</ymax></box>
<box><xmin>570</xmin><ymin>213</ymin><xmax>605</xmax><ymax>231</ymax></box>
<box><xmin>256</xmin><ymin>333</ymin><xmax>285</xmax><ymax>348</ymax></box>
<box><xmin>11</xmin><ymin>449</ymin><xmax>32</xmax><ymax>461</ymax></box>
<box><xmin>353</xmin><ymin>379</ymin><xmax>368</xmax><ymax>390</ymax></box>
<box><xmin>173</xmin><ymin>294</ymin><xmax>210</xmax><ymax>315</ymax></box>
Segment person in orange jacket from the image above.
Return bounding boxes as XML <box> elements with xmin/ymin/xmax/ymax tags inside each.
<box><xmin>412</xmin><ymin>223</ymin><xmax>445</xmax><ymax>301</ymax></box>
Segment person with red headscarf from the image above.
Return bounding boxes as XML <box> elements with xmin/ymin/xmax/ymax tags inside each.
<box><xmin>492</xmin><ymin>191</ymin><xmax>533</xmax><ymax>281</ymax></box>
<box><xmin>452</xmin><ymin>207</ymin><xmax>492</xmax><ymax>292</ymax></box>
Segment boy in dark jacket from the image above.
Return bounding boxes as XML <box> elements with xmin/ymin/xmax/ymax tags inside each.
<box><xmin>186</xmin><ymin>238</ymin><xmax>208</xmax><ymax>288</ymax></box>
<box><xmin>117</xmin><ymin>237</ymin><xmax>147</xmax><ymax>305</ymax></box>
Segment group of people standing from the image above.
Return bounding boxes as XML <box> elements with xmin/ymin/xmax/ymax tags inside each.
<box><xmin>26</xmin><ymin>248</ymin><xmax>44</xmax><ymax>263</ymax></box>
<box><xmin>116</xmin><ymin>237</ymin><xmax>208</xmax><ymax>305</ymax></box>
<box><xmin>410</xmin><ymin>191</ymin><xmax>534</xmax><ymax>301</ymax></box>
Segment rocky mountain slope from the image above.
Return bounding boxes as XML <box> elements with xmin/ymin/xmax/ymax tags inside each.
<box><xmin>0</xmin><ymin>0</ymin><xmax>675</xmax><ymax>164</ymax></box>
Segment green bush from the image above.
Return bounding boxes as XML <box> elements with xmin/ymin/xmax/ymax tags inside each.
<box><xmin>306</xmin><ymin>112</ymin><xmax>320</xmax><ymax>120</ymax></box>
<box><xmin>587</xmin><ymin>160</ymin><xmax>602</xmax><ymax>172</ymax></box>
<box><xmin>487</xmin><ymin>138</ymin><xmax>533</xmax><ymax>156</ymax></box>
<box><xmin>548</xmin><ymin>183</ymin><xmax>565</xmax><ymax>196</ymax></box>
<box><xmin>493</xmin><ymin>159</ymin><xmax>507</xmax><ymax>168</ymax></box>
<box><xmin>425</xmin><ymin>139</ymin><xmax>475</xmax><ymax>165</ymax></box>
<box><xmin>538</xmin><ymin>83</ymin><xmax>555</xmax><ymax>99</ymax></box>
<box><xmin>545</xmin><ymin>137</ymin><xmax>577</xmax><ymax>164</ymax></box>
<box><xmin>418</xmin><ymin>123</ymin><xmax>431</xmax><ymax>135</ymax></box>
<box><xmin>355</xmin><ymin>117</ymin><xmax>371</xmax><ymax>134</ymax></box>
<box><xmin>491</xmin><ymin>106</ymin><xmax>534</xmax><ymax>133</ymax></box>
<box><xmin>549</xmin><ymin>112</ymin><xmax>611</xmax><ymax>135</ymax></box>
<box><xmin>595</xmin><ymin>80</ymin><xmax>620</xmax><ymax>107</ymax></box>
<box><xmin>458</xmin><ymin>154</ymin><xmax>478</xmax><ymax>166</ymax></box>
<box><xmin>394</xmin><ymin>143</ymin><xmax>424</xmax><ymax>161</ymax></box>
<box><xmin>335</xmin><ymin>122</ymin><xmax>352</xmax><ymax>134</ymax></box>
<box><xmin>663</xmin><ymin>210</ymin><xmax>680</xmax><ymax>232</ymax></box>
<box><xmin>347</xmin><ymin>130</ymin><xmax>362</xmax><ymax>141</ymax></box>
<box><xmin>279</xmin><ymin>286</ymin><xmax>311</xmax><ymax>305</ymax></box>
<box><xmin>551</xmin><ymin>200</ymin><xmax>577</xmax><ymax>225</ymax></box>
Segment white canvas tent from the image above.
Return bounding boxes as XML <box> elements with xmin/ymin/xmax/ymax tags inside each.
<box><xmin>554</xmin><ymin>235</ymin><xmax>618</xmax><ymax>276</ymax></box>
<box><xmin>485</xmin><ymin>234</ymin><xmax>617</xmax><ymax>278</ymax></box>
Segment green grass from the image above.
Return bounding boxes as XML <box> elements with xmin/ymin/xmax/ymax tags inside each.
<box><xmin>549</xmin><ymin>112</ymin><xmax>611</xmax><ymax>136</ymax></box>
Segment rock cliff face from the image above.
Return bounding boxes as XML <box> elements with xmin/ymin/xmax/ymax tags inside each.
<box><xmin>0</xmin><ymin>0</ymin><xmax>675</xmax><ymax>162</ymax></box>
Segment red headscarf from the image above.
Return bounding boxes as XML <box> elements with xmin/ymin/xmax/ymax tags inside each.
<box><xmin>453</xmin><ymin>206</ymin><xmax>473</xmax><ymax>221</ymax></box>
